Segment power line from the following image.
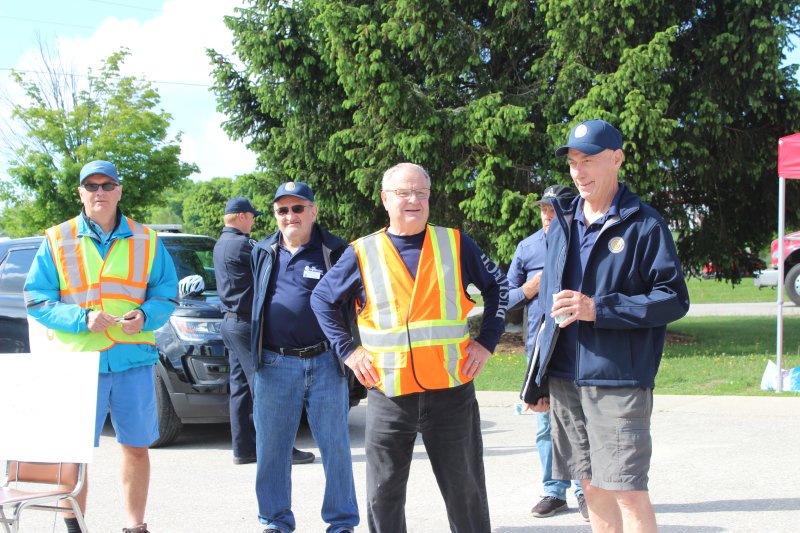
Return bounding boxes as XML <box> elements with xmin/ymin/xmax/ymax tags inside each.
<box><xmin>87</xmin><ymin>0</ymin><xmax>163</xmax><ymax>13</ymax></box>
<box><xmin>0</xmin><ymin>67</ymin><xmax>212</xmax><ymax>88</ymax></box>
<box><xmin>0</xmin><ymin>15</ymin><xmax>96</xmax><ymax>31</ymax></box>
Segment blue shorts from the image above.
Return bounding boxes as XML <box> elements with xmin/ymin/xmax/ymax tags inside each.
<box><xmin>95</xmin><ymin>365</ymin><xmax>159</xmax><ymax>447</ymax></box>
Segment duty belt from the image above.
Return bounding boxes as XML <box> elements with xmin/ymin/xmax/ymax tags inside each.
<box><xmin>264</xmin><ymin>340</ymin><xmax>330</xmax><ymax>358</ymax></box>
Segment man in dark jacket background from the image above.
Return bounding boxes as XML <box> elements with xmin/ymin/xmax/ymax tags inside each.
<box><xmin>213</xmin><ymin>197</ymin><xmax>314</xmax><ymax>467</ymax></box>
<box><xmin>530</xmin><ymin>120</ymin><xmax>689</xmax><ymax>532</ymax></box>
<box><xmin>249</xmin><ymin>182</ymin><xmax>359</xmax><ymax>533</ymax></box>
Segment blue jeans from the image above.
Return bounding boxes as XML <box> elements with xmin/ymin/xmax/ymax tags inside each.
<box><xmin>253</xmin><ymin>348</ymin><xmax>359</xmax><ymax>533</ymax></box>
<box><xmin>365</xmin><ymin>382</ymin><xmax>490</xmax><ymax>533</ymax></box>
<box><xmin>221</xmin><ymin>316</ymin><xmax>256</xmax><ymax>458</ymax></box>
<box><xmin>536</xmin><ymin>411</ymin><xmax>582</xmax><ymax>499</ymax></box>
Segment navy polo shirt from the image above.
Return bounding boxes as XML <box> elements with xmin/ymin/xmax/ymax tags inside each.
<box><xmin>548</xmin><ymin>188</ymin><xmax>623</xmax><ymax>378</ymax></box>
<box><xmin>262</xmin><ymin>229</ymin><xmax>328</xmax><ymax>349</ymax></box>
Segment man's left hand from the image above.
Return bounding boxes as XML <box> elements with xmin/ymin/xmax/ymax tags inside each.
<box><xmin>463</xmin><ymin>339</ymin><xmax>491</xmax><ymax>378</ymax></box>
<box><xmin>119</xmin><ymin>309</ymin><xmax>145</xmax><ymax>335</ymax></box>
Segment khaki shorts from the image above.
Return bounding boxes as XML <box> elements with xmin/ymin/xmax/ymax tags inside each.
<box><xmin>549</xmin><ymin>377</ymin><xmax>653</xmax><ymax>491</ymax></box>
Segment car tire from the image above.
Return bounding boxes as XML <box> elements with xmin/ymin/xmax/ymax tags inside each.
<box><xmin>785</xmin><ymin>263</ymin><xmax>800</xmax><ymax>306</ymax></box>
<box><xmin>150</xmin><ymin>372</ymin><xmax>183</xmax><ymax>448</ymax></box>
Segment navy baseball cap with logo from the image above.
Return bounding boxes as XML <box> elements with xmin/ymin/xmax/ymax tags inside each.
<box><xmin>273</xmin><ymin>181</ymin><xmax>315</xmax><ymax>202</ymax></box>
<box><xmin>79</xmin><ymin>160</ymin><xmax>120</xmax><ymax>185</ymax></box>
<box><xmin>224</xmin><ymin>197</ymin><xmax>263</xmax><ymax>216</ymax></box>
<box><xmin>555</xmin><ymin>119</ymin><xmax>623</xmax><ymax>157</ymax></box>
<box><xmin>535</xmin><ymin>184</ymin><xmax>577</xmax><ymax>206</ymax></box>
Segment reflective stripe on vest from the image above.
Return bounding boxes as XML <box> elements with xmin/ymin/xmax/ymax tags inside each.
<box><xmin>44</xmin><ymin>216</ymin><xmax>158</xmax><ymax>352</ymax></box>
<box><xmin>354</xmin><ymin>225</ymin><xmax>475</xmax><ymax>397</ymax></box>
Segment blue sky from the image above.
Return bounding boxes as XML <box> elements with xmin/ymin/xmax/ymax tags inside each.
<box><xmin>0</xmin><ymin>0</ymin><xmax>255</xmax><ymax>183</ymax></box>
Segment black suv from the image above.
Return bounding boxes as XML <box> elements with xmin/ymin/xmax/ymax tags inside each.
<box><xmin>0</xmin><ymin>232</ymin><xmax>366</xmax><ymax>447</ymax></box>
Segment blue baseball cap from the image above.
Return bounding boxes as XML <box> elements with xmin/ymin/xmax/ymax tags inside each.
<box><xmin>79</xmin><ymin>160</ymin><xmax>120</xmax><ymax>184</ymax></box>
<box><xmin>555</xmin><ymin>120</ymin><xmax>623</xmax><ymax>157</ymax></box>
<box><xmin>224</xmin><ymin>197</ymin><xmax>263</xmax><ymax>216</ymax></box>
<box><xmin>273</xmin><ymin>181</ymin><xmax>315</xmax><ymax>202</ymax></box>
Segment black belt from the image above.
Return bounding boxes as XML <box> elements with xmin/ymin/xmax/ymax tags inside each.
<box><xmin>224</xmin><ymin>312</ymin><xmax>251</xmax><ymax>320</ymax></box>
<box><xmin>264</xmin><ymin>340</ymin><xmax>330</xmax><ymax>358</ymax></box>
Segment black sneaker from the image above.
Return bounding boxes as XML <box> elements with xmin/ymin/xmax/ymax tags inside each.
<box><xmin>292</xmin><ymin>447</ymin><xmax>315</xmax><ymax>464</ymax></box>
<box><xmin>531</xmin><ymin>496</ymin><xmax>568</xmax><ymax>517</ymax></box>
<box><xmin>233</xmin><ymin>454</ymin><xmax>256</xmax><ymax>465</ymax></box>
<box><xmin>577</xmin><ymin>493</ymin><xmax>590</xmax><ymax>521</ymax></box>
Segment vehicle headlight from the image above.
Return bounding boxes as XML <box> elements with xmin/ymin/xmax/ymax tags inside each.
<box><xmin>170</xmin><ymin>316</ymin><xmax>223</xmax><ymax>342</ymax></box>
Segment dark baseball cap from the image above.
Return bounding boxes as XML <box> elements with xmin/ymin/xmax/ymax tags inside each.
<box><xmin>224</xmin><ymin>197</ymin><xmax>263</xmax><ymax>216</ymax></box>
<box><xmin>535</xmin><ymin>184</ymin><xmax>577</xmax><ymax>206</ymax></box>
<box><xmin>79</xmin><ymin>160</ymin><xmax>120</xmax><ymax>185</ymax></box>
<box><xmin>555</xmin><ymin>119</ymin><xmax>623</xmax><ymax>157</ymax></box>
<box><xmin>273</xmin><ymin>181</ymin><xmax>315</xmax><ymax>202</ymax></box>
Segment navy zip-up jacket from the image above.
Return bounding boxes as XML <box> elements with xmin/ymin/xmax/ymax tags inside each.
<box><xmin>249</xmin><ymin>224</ymin><xmax>349</xmax><ymax>367</ymax></box>
<box><xmin>534</xmin><ymin>184</ymin><xmax>689</xmax><ymax>389</ymax></box>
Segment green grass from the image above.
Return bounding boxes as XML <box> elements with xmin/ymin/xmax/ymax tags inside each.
<box><xmin>478</xmin><ymin>316</ymin><xmax>800</xmax><ymax>396</ymax></box>
<box><xmin>686</xmin><ymin>276</ymin><xmax>781</xmax><ymax>303</ymax></box>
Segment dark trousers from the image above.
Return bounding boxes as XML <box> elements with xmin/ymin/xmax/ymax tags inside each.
<box><xmin>221</xmin><ymin>315</ymin><xmax>257</xmax><ymax>457</ymax></box>
<box><xmin>365</xmin><ymin>381</ymin><xmax>490</xmax><ymax>533</ymax></box>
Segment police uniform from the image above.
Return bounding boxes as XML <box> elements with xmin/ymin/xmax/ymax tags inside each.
<box><xmin>214</xmin><ymin>224</ymin><xmax>258</xmax><ymax>460</ymax></box>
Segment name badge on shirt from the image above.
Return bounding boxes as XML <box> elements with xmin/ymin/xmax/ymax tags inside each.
<box><xmin>303</xmin><ymin>265</ymin><xmax>323</xmax><ymax>279</ymax></box>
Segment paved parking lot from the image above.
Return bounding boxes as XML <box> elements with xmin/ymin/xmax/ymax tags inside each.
<box><xmin>5</xmin><ymin>392</ymin><xmax>800</xmax><ymax>532</ymax></box>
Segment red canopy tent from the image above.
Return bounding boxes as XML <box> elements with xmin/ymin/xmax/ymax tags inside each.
<box><xmin>773</xmin><ymin>134</ymin><xmax>800</xmax><ymax>391</ymax></box>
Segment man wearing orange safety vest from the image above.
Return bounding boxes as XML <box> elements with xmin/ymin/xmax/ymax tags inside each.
<box><xmin>311</xmin><ymin>162</ymin><xmax>508</xmax><ymax>533</ymax></box>
<box><xmin>24</xmin><ymin>160</ymin><xmax>178</xmax><ymax>533</ymax></box>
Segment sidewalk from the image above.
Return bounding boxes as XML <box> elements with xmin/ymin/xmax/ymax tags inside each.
<box><xmin>7</xmin><ymin>392</ymin><xmax>799</xmax><ymax>532</ymax></box>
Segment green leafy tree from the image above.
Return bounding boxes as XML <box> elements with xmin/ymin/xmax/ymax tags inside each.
<box><xmin>0</xmin><ymin>48</ymin><xmax>198</xmax><ymax>236</ymax></box>
<box><xmin>210</xmin><ymin>0</ymin><xmax>800</xmax><ymax>277</ymax></box>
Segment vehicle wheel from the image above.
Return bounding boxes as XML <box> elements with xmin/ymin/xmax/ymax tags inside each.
<box><xmin>785</xmin><ymin>264</ymin><xmax>800</xmax><ymax>306</ymax></box>
<box><xmin>150</xmin><ymin>372</ymin><xmax>183</xmax><ymax>448</ymax></box>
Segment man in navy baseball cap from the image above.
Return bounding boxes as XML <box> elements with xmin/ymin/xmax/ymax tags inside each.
<box><xmin>554</xmin><ymin>119</ymin><xmax>622</xmax><ymax>157</ymax></box>
<box><xmin>79</xmin><ymin>160</ymin><xmax>121</xmax><ymax>184</ymax></box>
<box><xmin>273</xmin><ymin>181</ymin><xmax>315</xmax><ymax>202</ymax></box>
<box><xmin>224</xmin><ymin>197</ymin><xmax>263</xmax><ymax>216</ymax></box>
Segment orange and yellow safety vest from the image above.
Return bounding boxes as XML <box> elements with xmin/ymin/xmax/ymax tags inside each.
<box><xmin>44</xmin><ymin>216</ymin><xmax>157</xmax><ymax>352</ymax></box>
<box><xmin>353</xmin><ymin>225</ymin><xmax>475</xmax><ymax>397</ymax></box>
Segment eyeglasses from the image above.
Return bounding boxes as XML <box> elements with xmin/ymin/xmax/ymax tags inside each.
<box><xmin>81</xmin><ymin>182</ymin><xmax>119</xmax><ymax>192</ymax></box>
<box><xmin>384</xmin><ymin>188</ymin><xmax>431</xmax><ymax>200</ymax></box>
<box><xmin>274</xmin><ymin>204</ymin><xmax>313</xmax><ymax>216</ymax></box>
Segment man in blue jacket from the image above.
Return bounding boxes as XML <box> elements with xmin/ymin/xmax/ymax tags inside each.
<box><xmin>25</xmin><ymin>160</ymin><xmax>178</xmax><ymax>533</ymax></box>
<box><xmin>507</xmin><ymin>184</ymin><xmax>588</xmax><ymax>521</ymax></box>
<box><xmin>527</xmin><ymin>120</ymin><xmax>689</xmax><ymax>532</ymax></box>
<box><xmin>249</xmin><ymin>182</ymin><xmax>358</xmax><ymax>533</ymax></box>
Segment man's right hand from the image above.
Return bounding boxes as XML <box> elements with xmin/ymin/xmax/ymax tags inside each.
<box><xmin>86</xmin><ymin>310</ymin><xmax>116</xmax><ymax>332</ymax></box>
<box><xmin>521</xmin><ymin>271</ymin><xmax>542</xmax><ymax>300</ymax></box>
<box><xmin>345</xmin><ymin>346</ymin><xmax>380</xmax><ymax>389</ymax></box>
<box><xmin>524</xmin><ymin>396</ymin><xmax>550</xmax><ymax>413</ymax></box>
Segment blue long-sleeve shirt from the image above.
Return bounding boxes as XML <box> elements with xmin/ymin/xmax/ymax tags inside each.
<box><xmin>311</xmin><ymin>227</ymin><xmax>508</xmax><ymax>361</ymax></box>
<box><xmin>24</xmin><ymin>213</ymin><xmax>178</xmax><ymax>373</ymax></box>
<box><xmin>505</xmin><ymin>228</ymin><xmax>547</xmax><ymax>356</ymax></box>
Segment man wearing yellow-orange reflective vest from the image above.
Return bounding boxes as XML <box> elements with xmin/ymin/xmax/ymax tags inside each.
<box><xmin>24</xmin><ymin>160</ymin><xmax>178</xmax><ymax>533</ymax></box>
<box><xmin>311</xmin><ymin>162</ymin><xmax>508</xmax><ymax>533</ymax></box>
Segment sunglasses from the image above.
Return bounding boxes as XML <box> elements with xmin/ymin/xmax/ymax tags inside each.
<box><xmin>274</xmin><ymin>204</ymin><xmax>313</xmax><ymax>216</ymax></box>
<box><xmin>82</xmin><ymin>182</ymin><xmax>119</xmax><ymax>192</ymax></box>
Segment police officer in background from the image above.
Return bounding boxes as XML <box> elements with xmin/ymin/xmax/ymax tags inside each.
<box><xmin>213</xmin><ymin>197</ymin><xmax>315</xmax><ymax>466</ymax></box>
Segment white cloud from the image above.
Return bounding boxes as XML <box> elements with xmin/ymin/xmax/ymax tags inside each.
<box><xmin>5</xmin><ymin>0</ymin><xmax>256</xmax><ymax>182</ymax></box>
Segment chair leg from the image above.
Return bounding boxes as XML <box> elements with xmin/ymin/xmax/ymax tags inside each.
<box><xmin>67</xmin><ymin>497</ymin><xmax>89</xmax><ymax>533</ymax></box>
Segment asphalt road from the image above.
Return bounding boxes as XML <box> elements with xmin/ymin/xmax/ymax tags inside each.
<box><xmin>5</xmin><ymin>391</ymin><xmax>799</xmax><ymax>533</ymax></box>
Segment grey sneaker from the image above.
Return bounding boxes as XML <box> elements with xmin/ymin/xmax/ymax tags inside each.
<box><xmin>577</xmin><ymin>493</ymin><xmax>590</xmax><ymax>521</ymax></box>
<box><xmin>122</xmin><ymin>525</ymin><xmax>149</xmax><ymax>533</ymax></box>
<box><xmin>531</xmin><ymin>496</ymin><xmax>568</xmax><ymax>517</ymax></box>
